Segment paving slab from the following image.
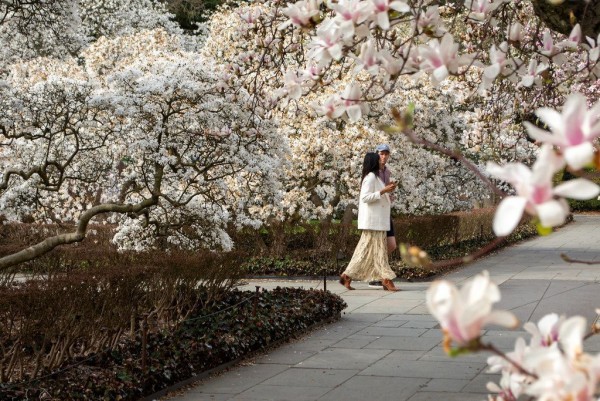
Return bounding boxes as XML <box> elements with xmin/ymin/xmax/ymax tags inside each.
<box><xmin>420</xmin><ymin>378</ymin><xmax>469</xmax><ymax>392</ymax></box>
<box><xmin>295</xmin><ymin>348</ymin><xmax>391</xmax><ymax>370</ymax></box>
<box><xmin>187</xmin><ymin>364</ymin><xmax>289</xmax><ymax>395</ymax></box>
<box><xmin>262</xmin><ymin>368</ymin><xmax>359</xmax><ymax>387</ymax></box>
<box><xmin>407</xmin><ymin>391</ymin><xmax>486</xmax><ymax>400</ymax></box>
<box><xmin>359</xmin><ymin>359</ymin><xmax>486</xmax><ymax>379</ymax></box>
<box><xmin>163</xmin><ymin>215</ymin><xmax>600</xmax><ymax>401</ymax></box>
<box><xmin>364</xmin><ymin>335</ymin><xmax>441</xmax><ymax>351</ymax></box>
<box><xmin>317</xmin><ymin>376</ymin><xmax>428</xmax><ymax>401</ymax></box>
<box><xmin>231</xmin><ymin>384</ymin><xmax>332</xmax><ymax>401</ymax></box>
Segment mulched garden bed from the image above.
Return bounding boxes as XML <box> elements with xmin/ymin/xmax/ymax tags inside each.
<box><xmin>0</xmin><ymin>287</ymin><xmax>346</xmax><ymax>401</ymax></box>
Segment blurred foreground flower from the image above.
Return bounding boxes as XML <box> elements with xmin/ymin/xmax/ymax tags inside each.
<box><xmin>399</xmin><ymin>243</ymin><xmax>431</xmax><ymax>269</ymax></box>
<box><xmin>426</xmin><ymin>271</ymin><xmax>518</xmax><ymax>353</ymax></box>
<box><xmin>524</xmin><ymin>93</ymin><xmax>600</xmax><ymax>171</ymax></box>
<box><xmin>487</xmin><ymin>144</ymin><xmax>599</xmax><ymax>236</ymax></box>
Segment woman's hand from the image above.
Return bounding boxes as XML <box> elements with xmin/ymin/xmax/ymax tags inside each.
<box><xmin>381</xmin><ymin>182</ymin><xmax>397</xmax><ymax>194</ymax></box>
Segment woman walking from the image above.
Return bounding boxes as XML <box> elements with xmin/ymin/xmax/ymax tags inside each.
<box><xmin>339</xmin><ymin>152</ymin><xmax>399</xmax><ymax>291</ymax></box>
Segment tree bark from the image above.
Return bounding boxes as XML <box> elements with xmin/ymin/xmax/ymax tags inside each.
<box><xmin>531</xmin><ymin>0</ymin><xmax>600</xmax><ymax>37</ymax></box>
<box><xmin>0</xmin><ymin>197</ymin><xmax>158</xmax><ymax>270</ymax></box>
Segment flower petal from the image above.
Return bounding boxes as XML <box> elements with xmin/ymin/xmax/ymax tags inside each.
<box><xmin>493</xmin><ymin>196</ymin><xmax>527</xmax><ymax>236</ymax></box>
<box><xmin>535</xmin><ymin>199</ymin><xmax>568</xmax><ymax>228</ymax></box>
<box><xmin>484</xmin><ymin>63</ymin><xmax>501</xmax><ymax>79</ymax></box>
<box><xmin>485</xmin><ymin>310</ymin><xmax>519</xmax><ymax>329</ymax></box>
<box><xmin>426</xmin><ymin>280</ymin><xmax>457</xmax><ymax>322</ymax></box>
<box><xmin>523</xmin><ymin>122</ymin><xmax>563</xmax><ymax>145</ymax></box>
<box><xmin>554</xmin><ymin>178</ymin><xmax>600</xmax><ymax>200</ymax></box>
<box><xmin>559</xmin><ymin>316</ymin><xmax>586</xmax><ymax>358</ymax></box>
<box><xmin>346</xmin><ymin>105</ymin><xmax>362</xmax><ymax>122</ymax></box>
<box><xmin>563</xmin><ymin>142</ymin><xmax>595</xmax><ymax>170</ymax></box>
<box><xmin>390</xmin><ymin>0</ymin><xmax>410</xmax><ymax>12</ymax></box>
<box><xmin>377</xmin><ymin>12</ymin><xmax>390</xmax><ymax>30</ymax></box>
<box><xmin>535</xmin><ymin>107</ymin><xmax>565</xmax><ymax>133</ymax></box>
<box><xmin>432</xmin><ymin>65</ymin><xmax>449</xmax><ymax>84</ymax></box>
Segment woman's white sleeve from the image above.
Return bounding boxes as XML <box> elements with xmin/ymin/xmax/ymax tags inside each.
<box><xmin>360</xmin><ymin>175</ymin><xmax>381</xmax><ymax>203</ymax></box>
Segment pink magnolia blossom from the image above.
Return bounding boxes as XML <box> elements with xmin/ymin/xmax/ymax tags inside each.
<box><xmin>307</xmin><ymin>21</ymin><xmax>344</xmax><ymax>66</ymax></box>
<box><xmin>418</xmin><ymin>33</ymin><xmax>472</xmax><ymax>85</ymax></box>
<box><xmin>524</xmin><ymin>93</ymin><xmax>600</xmax><ymax>170</ymax></box>
<box><xmin>426</xmin><ymin>271</ymin><xmax>518</xmax><ymax>349</ymax></box>
<box><xmin>507</xmin><ymin>22</ymin><xmax>524</xmax><ymax>42</ymax></box>
<box><xmin>329</xmin><ymin>0</ymin><xmax>372</xmax><ymax>40</ymax></box>
<box><xmin>340</xmin><ymin>82</ymin><xmax>368</xmax><ymax>122</ymax></box>
<box><xmin>522</xmin><ymin>314</ymin><xmax>588</xmax><ymax>369</ymax></box>
<box><xmin>482</xmin><ymin>42</ymin><xmax>514</xmax><ymax>90</ymax></box>
<box><xmin>353</xmin><ymin>40</ymin><xmax>379</xmax><ymax>74</ymax></box>
<box><xmin>283</xmin><ymin>71</ymin><xmax>305</xmax><ymax>100</ymax></box>
<box><xmin>585</xmin><ymin>33</ymin><xmax>600</xmax><ymax>62</ymax></box>
<box><xmin>541</xmin><ymin>30</ymin><xmax>558</xmax><ymax>56</ymax></box>
<box><xmin>541</xmin><ymin>29</ymin><xmax>566</xmax><ymax>65</ymax></box>
<box><xmin>523</xmin><ymin>345</ymin><xmax>596</xmax><ymax>401</ymax></box>
<box><xmin>239</xmin><ymin>8</ymin><xmax>261</xmax><ymax>25</ymax></box>
<box><xmin>302</xmin><ymin>64</ymin><xmax>323</xmax><ymax>80</ymax></box>
<box><xmin>487</xmin><ymin>144</ymin><xmax>600</xmax><ymax>236</ymax></box>
<box><xmin>311</xmin><ymin>95</ymin><xmax>345</xmax><ymax>119</ymax></box>
<box><xmin>486</xmin><ymin>371</ymin><xmax>525</xmax><ymax>401</ymax></box>
<box><xmin>523</xmin><ymin>313</ymin><xmax>563</xmax><ymax>348</ymax></box>
<box><xmin>558</xmin><ymin>24</ymin><xmax>582</xmax><ymax>50</ymax></box>
<box><xmin>278</xmin><ymin>0</ymin><xmax>321</xmax><ymax>29</ymax></box>
<box><xmin>415</xmin><ymin>6</ymin><xmax>445</xmax><ymax>36</ymax></box>
<box><xmin>369</xmin><ymin>0</ymin><xmax>410</xmax><ymax>30</ymax></box>
<box><xmin>378</xmin><ymin>48</ymin><xmax>407</xmax><ymax>80</ymax></box>
<box><xmin>517</xmin><ymin>58</ymin><xmax>547</xmax><ymax>88</ymax></box>
<box><xmin>466</xmin><ymin>0</ymin><xmax>503</xmax><ymax>21</ymax></box>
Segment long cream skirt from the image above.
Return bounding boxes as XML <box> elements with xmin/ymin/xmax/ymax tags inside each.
<box><xmin>342</xmin><ymin>230</ymin><xmax>396</xmax><ymax>281</ymax></box>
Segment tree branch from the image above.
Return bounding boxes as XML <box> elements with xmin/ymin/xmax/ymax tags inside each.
<box><xmin>0</xmin><ymin>197</ymin><xmax>158</xmax><ymax>270</ymax></box>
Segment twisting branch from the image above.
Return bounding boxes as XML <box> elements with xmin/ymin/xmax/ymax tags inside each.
<box><xmin>560</xmin><ymin>253</ymin><xmax>600</xmax><ymax>265</ymax></box>
<box><xmin>401</xmin><ymin>127</ymin><xmax>506</xmax><ymax>199</ymax></box>
<box><xmin>0</xmin><ymin>197</ymin><xmax>159</xmax><ymax>270</ymax></box>
<box><xmin>429</xmin><ymin>236</ymin><xmax>506</xmax><ymax>270</ymax></box>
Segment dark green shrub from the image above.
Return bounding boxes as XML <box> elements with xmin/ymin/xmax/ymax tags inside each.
<box><xmin>1</xmin><ymin>287</ymin><xmax>346</xmax><ymax>400</ymax></box>
<box><xmin>569</xmin><ymin>198</ymin><xmax>600</xmax><ymax>211</ymax></box>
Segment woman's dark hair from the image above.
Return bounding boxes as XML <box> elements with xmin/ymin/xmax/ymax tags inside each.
<box><xmin>361</xmin><ymin>152</ymin><xmax>380</xmax><ymax>183</ymax></box>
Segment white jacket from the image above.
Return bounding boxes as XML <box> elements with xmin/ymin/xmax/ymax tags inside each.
<box><xmin>357</xmin><ymin>172</ymin><xmax>391</xmax><ymax>231</ymax></box>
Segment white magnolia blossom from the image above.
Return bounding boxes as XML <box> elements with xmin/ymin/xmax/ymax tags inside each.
<box><xmin>487</xmin><ymin>144</ymin><xmax>599</xmax><ymax>236</ymax></box>
<box><xmin>426</xmin><ymin>271</ymin><xmax>518</xmax><ymax>347</ymax></box>
<box><xmin>524</xmin><ymin>93</ymin><xmax>600</xmax><ymax>170</ymax></box>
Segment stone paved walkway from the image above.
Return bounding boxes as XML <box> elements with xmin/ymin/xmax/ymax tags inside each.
<box><xmin>163</xmin><ymin>215</ymin><xmax>600</xmax><ymax>401</ymax></box>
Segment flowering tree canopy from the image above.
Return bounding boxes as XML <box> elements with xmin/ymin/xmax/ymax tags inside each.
<box><xmin>216</xmin><ymin>0</ymin><xmax>600</xmax><ymax>233</ymax></box>
<box><xmin>1</xmin><ymin>0</ymin><xmax>600</xmax><ymax>269</ymax></box>
<box><xmin>0</xmin><ymin>3</ymin><xmax>283</xmax><ymax>268</ymax></box>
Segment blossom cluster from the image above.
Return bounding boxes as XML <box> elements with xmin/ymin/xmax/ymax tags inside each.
<box><xmin>255</xmin><ymin>0</ymin><xmax>600</xmax><ymax>235</ymax></box>
<box><xmin>428</xmin><ymin>271</ymin><xmax>600</xmax><ymax>401</ymax></box>
<box><xmin>203</xmin><ymin>3</ymin><xmax>516</xmax><ymax>224</ymax></box>
<box><xmin>0</xmin><ymin>5</ymin><xmax>284</xmax><ymax>259</ymax></box>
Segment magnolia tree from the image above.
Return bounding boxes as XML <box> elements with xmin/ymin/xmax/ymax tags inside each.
<box><xmin>217</xmin><ymin>0</ymin><xmax>600</xmax><ymax>215</ymax></box>
<box><xmin>237</xmin><ymin>0</ymin><xmax>600</xmax><ymax>398</ymax></box>
<box><xmin>0</xmin><ymin>0</ymin><xmax>188</xmax><ymax>73</ymax></box>
<box><xmin>0</xmin><ymin>22</ymin><xmax>283</xmax><ymax>267</ymax></box>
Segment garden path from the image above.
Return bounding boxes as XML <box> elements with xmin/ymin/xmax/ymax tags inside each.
<box><xmin>162</xmin><ymin>214</ymin><xmax>600</xmax><ymax>401</ymax></box>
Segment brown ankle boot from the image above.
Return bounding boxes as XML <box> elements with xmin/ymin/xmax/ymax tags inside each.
<box><xmin>382</xmin><ymin>279</ymin><xmax>399</xmax><ymax>291</ymax></box>
<box><xmin>339</xmin><ymin>274</ymin><xmax>355</xmax><ymax>290</ymax></box>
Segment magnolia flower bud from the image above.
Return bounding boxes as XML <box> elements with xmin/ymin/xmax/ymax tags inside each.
<box><xmin>508</xmin><ymin>22</ymin><xmax>524</xmax><ymax>42</ymax></box>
